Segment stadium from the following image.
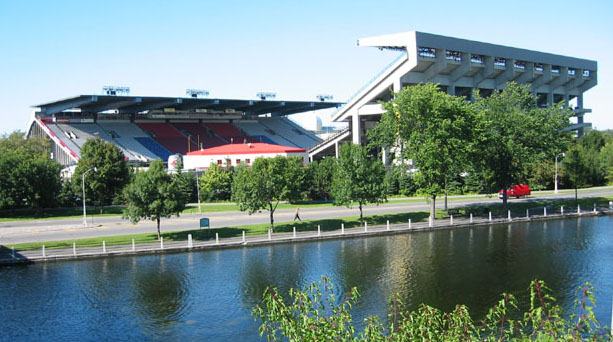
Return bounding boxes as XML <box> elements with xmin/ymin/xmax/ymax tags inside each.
<box><xmin>26</xmin><ymin>31</ymin><xmax>598</xmax><ymax>169</ymax></box>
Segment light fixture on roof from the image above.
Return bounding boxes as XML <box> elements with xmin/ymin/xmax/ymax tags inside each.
<box><xmin>186</xmin><ymin>89</ymin><xmax>209</xmax><ymax>98</ymax></box>
<box><xmin>257</xmin><ymin>92</ymin><xmax>276</xmax><ymax>101</ymax></box>
<box><xmin>102</xmin><ymin>86</ymin><xmax>130</xmax><ymax>96</ymax></box>
<box><xmin>316</xmin><ymin>94</ymin><xmax>333</xmax><ymax>102</ymax></box>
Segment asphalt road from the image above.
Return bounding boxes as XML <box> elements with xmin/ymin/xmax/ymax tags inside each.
<box><xmin>1</xmin><ymin>187</ymin><xmax>611</xmax><ymax>245</ymax></box>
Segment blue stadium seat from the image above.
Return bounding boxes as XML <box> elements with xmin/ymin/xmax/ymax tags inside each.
<box><xmin>135</xmin><ymin>137</ymin><xmax>172</xmax><ymax>160</ymax></box>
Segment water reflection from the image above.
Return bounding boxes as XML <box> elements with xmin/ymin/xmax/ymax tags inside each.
<box><xmin>0</xmin><ymin>216</ymin><xmax>610</xmax><ymax>342</ymax></box>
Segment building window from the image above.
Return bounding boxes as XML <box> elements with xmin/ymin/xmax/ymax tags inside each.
<box><xmin>236</xmin><ymin>159</ymin><xmax>241</xmax><ymax>164</ymax></box>
<box><xmin>246</xmin><ymin>159</ymin><xmax>251</xmax><ymax>164</ymax></box>
<box><xmin>217</xmin><ymin>160</ymin><xmax>222</xmax><ymax>165</ymax></box>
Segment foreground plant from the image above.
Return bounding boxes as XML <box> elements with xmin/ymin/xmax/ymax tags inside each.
<box><xmin>253</xmin><ymin>277</ymin><xmax>611</xmax><ymax>341</ymax></box>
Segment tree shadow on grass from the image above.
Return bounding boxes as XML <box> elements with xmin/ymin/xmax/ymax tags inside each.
<box><xmin>450</xmin><ymin>196</ymin><xmax>611</xmax><ymax>217</ymax></box>
<box><xmin>162</xmin><ymin>211</ymin><xmax>431</xmax><ymax>242</ymax></box>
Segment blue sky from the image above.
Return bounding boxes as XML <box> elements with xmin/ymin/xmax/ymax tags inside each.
<box><xmin>0</xmin><ymin>0</ymin><xmax>611</xmax><ymax>134</ymax></box>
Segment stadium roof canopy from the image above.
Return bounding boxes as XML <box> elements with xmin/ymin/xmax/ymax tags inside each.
<box><xmin>34</xmin><ymin>95</ymin><xmax>344</xmax><ymax>117</ymax></box>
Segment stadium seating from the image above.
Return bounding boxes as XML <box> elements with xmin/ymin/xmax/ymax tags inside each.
<box><xmin>233</xmin><ymin>120</ymin><xmax>298</xmax><ymax>147</ymax></box>
<box><xmin>172</xmin><ymin>123</ymin><xmax>227</xmax><ymax>149</ymax></box>
<box><xmin>259</xmin><ymin>117</ymin><xmax>321</xmax><ymax>149</ymax></box>
<box><xmin>134</xmin><ymin>137</ymin><xmax>172</xmax><ymax>160</ymax></box>
<box><xmin>137</xmin><ymin>123</ymin><xmax>195</xmax><ymax>154</ymax></box>
<box><xmin>204</xmin><ymin>123</ymin><xmax>256</xmax><ymax>144</ymax></box>
<box><xmin>46</xmin><ymin>123</ymin><xmax>82</xmax><ymax>158</ymax></box>
<box><xmin>97</xmin><ymin>122</ymin><xmax>162</xmax><ymax>161</ymax></box>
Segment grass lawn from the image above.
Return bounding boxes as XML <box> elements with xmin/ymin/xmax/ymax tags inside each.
<box><xmin>8</xmin><ymin>195</ymin><xmax>612</xmax><ymax>252</ymax></box>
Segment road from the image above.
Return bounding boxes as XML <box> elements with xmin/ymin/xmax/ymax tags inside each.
<box><xmin>1</xmin><ymin>187</ymin><xmax>611</xmax><ymax>245</ymax></box>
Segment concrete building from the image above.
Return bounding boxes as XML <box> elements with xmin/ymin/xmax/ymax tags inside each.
<box><xmin>309</xmin><ymin>31</ymin><xmax>598</xmax><ymax>160</ymax></box>
<box><xmin>183</xmin><ymin>143</ymin><xmax>308</xmax><ymax>170</ymax></box>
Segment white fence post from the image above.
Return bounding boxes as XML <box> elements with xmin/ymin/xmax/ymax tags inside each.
<box><xmin>318</xmin><ymin>225</ymin><xmax>321</xmax><ymax>236</ymax></box>
<box><xmin>132</xmin><ymin>239</ymin><xmax>135</xmax><ymax>251</ymax></box>
<box><xmin>577</xmin><ymin>205</ymin><xmax>581</xmax><ymax>215</ymax></box>
<box><xmin>429</xmin><ymin>216</ymin><xmax>433</xmax><ymax>228</ymax></box>
<box><xmin>488</xmin><ymin>211</ymin><xmax>492</xmax><ymax>222</ymax></box>
<box><xmin>508</xmin><ymin>210</ymin><xmax>512</xmax><ymax>221</ymax></box>
<box><xmin>42</xmin><ymin>245</ymin><xmax>45</xmax><ymax>257</ymax></box>
<box><xmin>188</xmin><ymin>234</ymin><xmax>193</xmax><ymax>248</ymax></box>
<box><xmin>526</xmin><ymin>209</ymin><xmax>529</xmax><ymax>219</ymax></box>
<box><xmin>561</xmin><ymin>206</ymin><xmax>564</xmax><ymax>215</ymax></box>
<box><xmin>386</xmin><ymin>220</ymin><xmax>390</xmax><ymax>231</ymax></box>
<box><xmin>469</xmin><ymin>213</ymin><xmax>473</xmax><ymax>224</ymax></box>
<box><xmin>544</xmin><ymin>207</ymin><xmax>547</xmax><ymax>217</ymax></box>
<box><xmin>102</xmin><ymin>241</ymin><xmax>106</xmax><ymax>254</ymax></box>
<box><xmin>409</xmin><ymin>218</ymin><xmax>412</xmax><ymax>229</ymax></box>
<box><xmin>450</xmin><ymin>215</ymin><xmax>454</xmax><ymax>225</ymax></box>
<box><xmin>341</xmin><ymin>223</ymin><xmax>344</xmax><ymax>235</ymax></box>
<box><xmin>160</xmin><ymin>237</ymin><xmax>164</xmax><ymax>249</ymax></box>
<box><xmin>216</xmin><ymin>232</ymin><xmax>220</xmax><ymax>244</ymax></box>
<box><xmin>293</xmin><ymin>226</ymin><xmax>296</xmax><ymax>238</ymax></box>
<box><xmin>364</xmin><ymin>222</ymin><xmax>368</xmax><ymax>232</ymax></box>
<box><xmin>593</xmin><ymin>203</ymin><xmax>597</xmax><ymax>213</ymax></box>
<box><xmin>73</xmin><ymin>242</ymin><xmax>76</xmax><ymax>256</ymax></box>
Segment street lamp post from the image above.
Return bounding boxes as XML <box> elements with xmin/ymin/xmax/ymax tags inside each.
<box><xmin>554</xmin><ymin>153</ymin><xmax>565</xmax><ymax>194</ymax></box>
<box><xmin>82</xmin><ymin>167</ymin><xmax>97</xmax><ymax>226</ymax></box>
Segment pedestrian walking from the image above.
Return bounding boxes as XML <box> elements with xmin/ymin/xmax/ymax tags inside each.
<box><xmin>294</xmin><ymin>207</ymin><xmax>301</xmax><ymax>221</ymax></box>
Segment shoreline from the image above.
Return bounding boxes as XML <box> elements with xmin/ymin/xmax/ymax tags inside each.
<box><xmin>2</xmin><ymin>209</ymin><xmax>611</xmax><ymax>266</ymax></box>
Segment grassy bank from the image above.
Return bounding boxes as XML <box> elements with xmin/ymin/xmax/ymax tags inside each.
<box><xmin>8</xmin><ymin>195</ymin><xmax>611</xmax><ymax>252</ymax></box>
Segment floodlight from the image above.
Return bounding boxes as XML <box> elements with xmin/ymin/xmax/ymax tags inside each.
<box><xmin>256</xmin><ymin>92</ymin><xmax>276</xmax><ymax>101</ymax></box>
<box><xmin>186</xmin><ymin>89</ymin><xmax>210</xmax><ymax>98</ymax></box>
<box><xmin>317</xmin><ymin>94</ymin><xmax>333</xmax><ymax>102</ymax></box>
<box><xmin>103</xmin><ymin>86</ymin><xmax>130</xmax><ymax>96</ymax></box>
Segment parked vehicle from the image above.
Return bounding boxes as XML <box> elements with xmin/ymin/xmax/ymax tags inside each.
<box><xmin>498</xmin><ymin>184</ymin><xmax>531</xmax><ymax>199</ymax></box>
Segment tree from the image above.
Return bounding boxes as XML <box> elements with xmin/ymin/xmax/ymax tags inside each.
<box><xmin>0</xmin><ymin>132</ymin><xmax>61</xmax><ymax>213</ymax></box>
<box><xmin>474</xmin><ymin>82</ymin><xmax>572</xmax><ymax>212</ymax></box>
<box><xmin>368</xmin><ymin>83</ymin><xmax>477</xmax><ymax>219</ymax></box>
<box><xmin>253</xmin><ymin>278</ymin><xmax>608</xmax><ymax>342</ymax></box>
<box><xmin>72</xmin><ymin>138</ymin><xmax>130</xmax><ymax>212</ymax></box>
<box><xmin>307</xmin><ymin>157</ymin><xmax>337</xmax><ymax>201</ymax></box>
<box><xmin>330</xmin><ymin>143</ymin><xmax>387</xmax><ymax>223</ymax></box>
<box><xmin>122</xmin><ymin>160</ymin><xmax>187</xmax><ymax>240</ymax></box>
<box><xmin>231</xmin><ymin>156</ymin><xmax>304</xmax><ymax>231</ymax></box>
<box><xmin>199</xmin><ymin>163</ymin><xmax>233</xmax><ymax>201</ymax></box>
<box><xmin>564</xmin><ymin>143</ymin><xmax>587</xmax><ymax>205</ymax></box>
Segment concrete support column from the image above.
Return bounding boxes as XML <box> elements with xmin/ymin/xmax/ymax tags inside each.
<box><xmin>577</xmin><ymin>94</ymin><xmax>584</xmax><ymax>108</ymax></box>
<box><xmin>352</xmin><ymin>112</ymin><xmax>361</xmax><ymax>144</ymax></box>
<box><xmin>563</xmin><ymin>94</ymin><xmax>570</xmax><ymax>108</ymax></box>
<box><xmin>393</xmin><ymin>78</ymin><xmax>402</xmax><ymax>93</ymax></box>
<box><xmin>382</xmin><ymin>147</ymin><xmax>389</xmax><ymax>166</ymax></box>
<box><xmin>546</xmin><ymin>92</ymin><xmax>554</xmax><ymax>106</ymax></box>
<box><xmin>447</xmin><ymin>85</ymin><xmax>456</xmax><ymax>96</ymax></box>
<box><xmin>576</xmin><ymin>93</ymin><xmax>585</xmax><ymax>137</ymax></box>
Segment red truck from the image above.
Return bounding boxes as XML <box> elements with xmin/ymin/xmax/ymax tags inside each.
<box><xmin>498</xmin><ymin>184</ymin><xmax>531</xmax><ymax>199</ymax></box>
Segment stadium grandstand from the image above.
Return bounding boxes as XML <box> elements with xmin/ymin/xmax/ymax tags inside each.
<box><xmin>309</xmin><ymin>31</ymin><xmax>598</xmax><ymax>161</ymax></box>
<box><xmin>26</xmin><ymin>94</ymin><xmax>342</xmax><ymax>167</ymax></box>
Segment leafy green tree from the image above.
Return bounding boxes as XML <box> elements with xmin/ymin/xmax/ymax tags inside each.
<box><xmin>600</xmin><ymin>139</ymin><xmax>613</xmax><ymax>184</ymax></box>
<box><xmin>231</xmin><ymin>156</ymin><xmax>304</xmax><ymax>231</ymax></box>
<box><xmin>474</xmin><ymin>82</ymin><xmax>572</xmax><ymax>212</ymax></box>
<box><xmin>199</xmin><ymin>163</ymin><xmax>233</xmax><ymax>201</ymax></box>
<box><xmin>577</xmin><ymin>130</ymin><xmax>608</xmax><ymax>186</ymax></box>
<box><xmin>0</xmin><ymin>132</ymin><xmax>61</xmax><ymax>213</ymax></box>
<box><xmin>254</xmin><ymin>278</ymin><xmax>610</xmax><ymax>341</ymax></box>
<box><xmin>0</xmin><ymin>131</ymin><xmax>52</xmax><ymax>156</ymax></box>
<box><xmin>564</xmin><ymin>143</ymin><xmax>587</xmax><ymax>205</ymax></box>
<box><xmin>330</xmin><ymin>143</ymin><xmax>386</xmax><ymax>222</ymax></box>
<box><xmin>369</xmin><ymin>83</ymin><xmax>477</xmax><ymax>219</ymax></box>
<box><xmin>122</xmin><ymin>160</ymin><xmax>187</xmax><ymax>239</ymax></box>
<box><xmin>72</xmin><ymin>138</ymin><xmax>130</xmax><ymax>211</ymax></box>
<box><xmin>307</xmin><ymin>157</ymin><xmax>337</xmax><ymax>201</ymax></box>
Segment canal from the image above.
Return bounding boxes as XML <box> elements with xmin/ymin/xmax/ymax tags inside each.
<box><xmin>0</xmin><ymin>216</ymin><xmax>611</xmax><ymax>341</ymax></box>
